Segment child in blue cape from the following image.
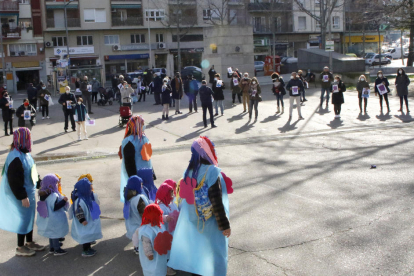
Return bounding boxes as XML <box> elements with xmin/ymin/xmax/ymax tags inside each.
<box><xmin>139</xmin><ymin>204</ymin><xmax>173</xmax><ymax>276</ymax></box>
<box><xmin>36</xmin><ymin>174</ymin><xmax>69</xmax><ymax>256</ymax></box>
<box><xmin>70</xmin><ymin>178</ymin><xmax>102</xmax><ymax>257</ymax></box>
<box><xmin>123</xmin><ymin>175</ymin><xmax>149</xmax><ymax>254</ymax></box>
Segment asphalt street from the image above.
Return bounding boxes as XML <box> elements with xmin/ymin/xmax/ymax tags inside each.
<box><xmin>0</xmin><ymin>83</ymin><xmax>413</xmax><ymax>275</ymax></box>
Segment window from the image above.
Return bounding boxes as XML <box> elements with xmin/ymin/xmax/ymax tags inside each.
<box><xmin>298</xmin><ymin>16</ymin><xmax>306</xmax><ymax>30</ymax></box>
<box><xmin>104</xmin><ymin>35</ymin><xmax>119</xmax><ymax>45</ymax></box>
<box><xmin>203</xmin><ymin>9</ymin><xmax>211</xmax><ymax>20</ymax></box>
<box><xmin>172</xmin><ymin>34</ymin><xmax>203</xmax><ymax>42</ymax></box>
<box><xmin>273</xmin><ymin>17</ymin><xmax>281</xmax><ymax>32</ymax></box>
<box><xmin>131</xmin><ymin>34</ymin><xmax>145</xmax><ymax>44</ymax></box>
<box><xmin>52</xmin><ymin>36</ymin><xmax>67</xmax><ymax>47</ymax></box>
<box><xmin>9</xmin><ymin>44</ymin><xmax>37</xmax><ymax>56</ymax></box>
<box><xmin>229</xmin><ymin>10</ymin><xmax>238</xmax><ymax>25</ymax></box>
<box><xmin>212</xmin><ymin>45</ymin><xmax>217</xmax><ymax>53</ymax></box>
<box><xmin>145</xmin><ymin>9</ymin><xmax>165</xmax><ymax>21</ymax></box>
<box><xmin>19</xmin><ymin>0</ymin><xmax>30</xmax><ymax>4</ymax></box>
<box><xmin>332</xmin><ymin>16</ymin><xmax>340</xmax><ymax>29</ymax></box>
<box><xmin>252</xmin><ymin>17</ymin><xmax>265</xmax><ymax>32</ymax></box>
<box><xmin>156</xmin><ymin>34</ymin><xmax>164</xmax><ymax>43</ymax></box>
<box><xmin>77</xmin><ymin>35</ymin><xmax>93</xmax><ymax>46</ymax></box>
<box><xmin>84</xmin><ymin>9</ymin><xmax>106</xmax><ymax>23</ymax></box>
<box><xmin>316</xmin><ymin>19</ymin><xmax>321</xmax><ymax>29</ymax></box>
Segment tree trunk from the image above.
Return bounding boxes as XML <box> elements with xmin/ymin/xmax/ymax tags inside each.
<box><xmin>320</xmin><ymin>0</ymin><xmax>326</xmax><ymax>49</ymax></box>
<box><xmin>177</xmin><ymin>23</ymin><xmax>181</xmax><ymax>74</ymax></box>
<box><xmin>408</xmin><ymin>0</ymin><xmax>414</xmax><ymax>67</ymax></box>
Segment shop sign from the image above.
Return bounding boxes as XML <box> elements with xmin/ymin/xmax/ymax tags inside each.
<box><xmin>325</xmin><ymin>40</ymin><xmax>334</xmax><ymax>51</ymax></box>
<box><xmin>169</xmin><ymin>48</ymin><xmax>204</xmax><ymax>54</ymax></box>
<box><xmin>54</xmin><ymin>47</ymin><xmax>95</xmax><ymax>56</ymax></box>
<box><xmin>120</xmin><ymin>44</ymin><xmax>153</xmax><ymax>51</ymax></box>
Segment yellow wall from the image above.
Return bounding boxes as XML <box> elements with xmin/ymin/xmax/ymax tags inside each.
<box><xmin>344</xmin><ymin>35</ymin><xmax>384</xmax><ymax>43</ymax></box>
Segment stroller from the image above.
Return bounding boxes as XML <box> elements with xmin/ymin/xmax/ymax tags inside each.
<box><xmin>119</xmin><ymin>97</ymin><xmax>133</xmax><ymax>127</ymax></box>
<box><xmin>97</xmin><ymin>87</ymin><xmax>114</xmax><ymax>106</ymax></box>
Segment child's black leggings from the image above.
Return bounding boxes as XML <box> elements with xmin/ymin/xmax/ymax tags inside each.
<box><xmin>334</xmin><ymin>104</ymin><xmax>341</xmax><ymax>115</ymax></box>
<box><xmin>83</xmin><ymin>243</ymin><xmax>91</xmax><ymax>251</ymax></box>
<box><xmin>17</xmin><ymin>230</ymin><xmax>33</xmax><ymax>247</ymax></box>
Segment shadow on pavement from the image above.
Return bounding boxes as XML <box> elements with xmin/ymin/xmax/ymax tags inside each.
<box><xmin>376</xmin><ymin>112</ymin><xmax>392</xmax><ymax>122</ymax></box>
<box><xmin>357</xmin><ymin>113</ymin><xmax>371</xmax><ymax>121</ymax></box>
<box><xmin>394</xmin><ymin>113</ymin><xmax>413</xmax><ymax>123</ymax></box>
<box><xmin>278</xmin><ymin>119</ymin><xmax>299</xmax><ymax>133</ymax></box>
<box><xmin>327</xmin><ymin>119</ymin><xmax>345</xmax><ymax>129</ymax></box>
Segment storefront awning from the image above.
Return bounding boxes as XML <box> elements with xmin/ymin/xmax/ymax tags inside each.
<box><xmin>111</xmin><ymin>4</ymin><xmax>141</xmax><ymax>9</ymax></box>
<box><xmin>105</xmin><ymin>54</ymin><xmax>149</xmax><ymax>60</ymax></box>
<box><xmin>46</xmin><ymin>4</ymin><xmax>79</xmax><ymax>9</ymax></box>
<box><xmin>50</xmin><ymin>56</ymin><xmax>98</xmax><ymax>61</ymax></box>
<box><xmin>169</xmin><ymin>48</ymin><xmax>204</xmax><ymax>54</ymax></box>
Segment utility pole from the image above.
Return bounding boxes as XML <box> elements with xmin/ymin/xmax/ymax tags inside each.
<box><xmin>0</xmin><ymin>15</ymin><xmax>6</xmax><ymax>90</ymax></box>
<box><xmin>147</xmin><ymin>0</ymin><xmax>153</xmax><ymax>68</ymax></box>
<box><xmin>271</xmin><ymin>0</ymin><xmax>276</xmax><ymax>72</ymax></box>
<box><xmin>177</xmin><ymin>0</ymin><xmax>181</xmax><ymax>74</ymax></box>
<box><xmin>328</xmin><ymin>0</ymin><xmax>332</xmax><ymax>72</ymax></box>
<box><xmin>64</xmin><ymin>0</ymin><xmax>71</xmax><ymax>72</ymax></box>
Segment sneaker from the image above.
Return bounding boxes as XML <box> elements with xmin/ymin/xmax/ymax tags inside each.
<box><xmin>211</xmin><ymin>125</ymin><xmax>217</xmax><ymax>128</ymax></box>
<box><xmin>42</xmin><ymin>117</ymin><xmax>45</xmax><ymax>120</ymax></box>
<box><xmin>299</xmin><ymin>116</ymin><xmax>305</xmax><ymax>120</ymax></box>
<box><xmin>54</xmin><ymin>248</ymin><xmax>68</xmax><ymax>256</ymax></box>
<box><xmin>47</xmin><ymin>116</ymin><xmax>50</xmax><ymax>119</ymax></box>
<box><xmin>89</xmin><ymin>112</ymin><xmax>94</xmax><ymax>114</ymax></box>
<box><xmin>16</xmin><ymin>246</ymin><xmax>36</xmax><ymax>257</ymax></box>
<box><xmin>78</xmin><ymin>137</ymin><xmax>81</xmax><ymax>141</ymax></box>
<box><xmin>25</xmin><ymin>242</ymin><xmax>45</xmax><ymax>252</ymax></box>
<box><xmin>134</xmin><ymin>247</ymin><xmax>139</xmax><ymax>255</ymax></box>
<box><xmin>167</xmin><ymin>267</ymin><xmax>177</xmax><ymax>275</ymax></box>
<box><xmin>49</xmin><ymin>248</ymin><xmax>55</xmax><ymax>254</ymax></box>
<box><xmin>84</xmin><ymin>136</ymin><xmax>88</xmax><ymax>140</ymax></box>
<box><xmin>82</xmin><ymin>248</ymin><xmax>96</xmax><ymax>257</ymax></box>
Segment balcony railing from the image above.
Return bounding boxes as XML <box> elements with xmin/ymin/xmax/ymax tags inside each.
<box><xmin>0</xmin><ymin>1</ymin><xmax>19</xmax><ymax>11</ymax></box>
<box><xmin>253</xmin><ymin>24</ymin><xmax>293</xmax><ymax>34</ymax></box>
<box><xmin>2</xmin><ymin>27</ymin><xmax>21</xmax><ymax>39</ymax></box>
<box><xmin>248</xmin><ymin>3</ymin><xmax>293</xmax><ymax>11</ymax></box>
<box><xmin>112</xmin><ymin>17</ymin><xmax>144</xmax><ymax>26</ymax></box>
<box><xmin>46</xmin><ymin>18</ymin><xmax>81</xmax><ymax>28</ymax></box>
<box><xmin>168</xmin><ymin>0</ymin><xmax>196</xmax><ymax>5</ymax></box>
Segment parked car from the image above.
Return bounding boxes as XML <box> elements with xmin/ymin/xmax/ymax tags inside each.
<box><xmin>387</xmin><ymin>47</ymin><xmax>408</xmax><ymax>59</ymax></box>
<box><xmin>366</xmin><ymin>54</ymin><xmax>391</xmax><ymax>66</ymax></box>
<box><xmin>365</xmin><ymin>53</ymin><xmax>377</xmax><ymax>65</ymax></box>
<box><xmin>254</xmin><ymin>61</ymin><xmax>265</xmax><ymax>72</ymax></box>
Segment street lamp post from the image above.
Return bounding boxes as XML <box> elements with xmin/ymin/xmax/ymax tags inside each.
<box><xmin>0</xmin><ymin>15</ymin><xmax>6</xmax><ymax>88</ymax></box>
<box><xmin>147</xmin><ymin>0</ymin><xmax>153</xmax><ymax>68</ymax></box>
<box><xmin>64</xmin><ymin>0</ymin><xmax>71</xmax><ymax>69</ymax></box>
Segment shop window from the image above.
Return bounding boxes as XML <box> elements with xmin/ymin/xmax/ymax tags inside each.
<box><xmin>156</xmin><ymin>33</ymin><xmax>164</xmax><ymax>43</ymax></box>
<box><xmin>131</xmin><ymin>34</ymin><xmax>145</xmax><ymax>44</ymax></box>
<box><xmin>145</xmin><ymin>9</ymin><xmax>165</xmax><ymax>21</ymax></box>
<box><xmin>104</xmin><ymin>35</ymin><xmax>119</xmax><ymax>45</ymax></box>
<box><xmin>332</xmin><ymin>16</ymin><xmax>340</xmax><ymax>29</ymax></box>
<box><xmin>9</xmin><ymin>44</ymin><xmax>37</xmax><ymax>57</ymax></box>
<box><xmin>298</xmin><ymin>16</ymin><xmax>306</xmax><ymax>30</ymax></box>
<box><xmin>77</xmin><ymin>35</ymin><xmax>93</xmax><ymax>46</ymax></box>
<box><xmin>52</xmin><ymin>36</ymin><xmax>67</xmax><ymax>47</ymax></box>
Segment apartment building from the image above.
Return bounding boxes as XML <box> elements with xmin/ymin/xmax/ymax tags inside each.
<box><xmin>248</xmin><ymin>0</ymin><xmax>344</xmax><ymax>60</ymax></box>
<box><xmin>41</xmin><ymin>0</ymin><xmax>251</xmax><ymax>86</ymax></box>
<box><xmin>0</xmin><ymin>0</ymin><xmax>45</xmax><ymax>93</ymax></box>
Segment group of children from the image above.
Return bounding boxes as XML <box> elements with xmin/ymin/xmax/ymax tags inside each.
<box><xmin>35</xmin><ymin>171</ymin><xmax>180</xmax><ymax>275</ymax></box>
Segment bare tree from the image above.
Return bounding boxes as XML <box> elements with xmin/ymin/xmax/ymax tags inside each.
<box><xmin>294</xmin><ymin>0</ymin><xmax>344</xmax><ymax>49</ymax></box>
<box><xmin>151</xmin><ymin>0</ymin><xmax>198</xmax><ymax>73</ymax></box>
<box><xmin>199</xmin><ymin>0</ymin><xmax>237</xmax><ymax>26</ymax></box>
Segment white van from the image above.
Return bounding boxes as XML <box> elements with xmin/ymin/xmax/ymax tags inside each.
<box><xmin>387</xmin><ymin>47</ymin><xmax>408</xmax><ymax>59</ymax></box>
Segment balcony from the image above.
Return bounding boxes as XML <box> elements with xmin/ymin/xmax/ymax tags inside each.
<box><xmin>253</xmin><ymin>24</ymin><xmax>293</xmax><ymax>34</ymax></box>
<box><xmin>2</xmin><ymin>27</ymin><xmax>21</xmax><ymax>39</ymax></box>
<box><xmin>248</xmin><ymin>2</ymin><xmax>292</xmax><ymax>12</ymax></box>
<box><xmin>112</xmin><ymin>17</ymin><xmax>143</xmax><ymax>26</ymax></box>
<box><xmin>46</xmin><ymin>18</ymin><xmax>81</xmax><ymax>28</ymax></box>
<box><xmin>0</xmin><ymin>1</ymin><xmax>19</xmax><ymax>11</ymax></box>
<box><xmin>228</xmin><ymin>0</ymin><xmax>244</xmax><ymax>5</ymax></box>
<box><xmin>168</xmin><ymin>0</ymin><xmax>196</xmax><ymax>5</ymax></box>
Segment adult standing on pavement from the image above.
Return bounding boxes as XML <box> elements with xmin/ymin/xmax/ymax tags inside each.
<box><xmin>212</xmin><ymin>73</ymin><xmax>225</xmax><ymax>116</ymax></box>
<box><xmin>249</xmin><ymin>77</ymin><xmax>261</xmax><ymax>120</ymax></box>
<box><xmin>208</xmin><ymin>65</ymin><xmax>216</xmax><ymax>84</ymax></box>
<box><xmin>168</xmin><ymin>136</ymin><xmax>231</xmax><ymax>276</ymax></box>
<box><xmin>120</xmin><ymin>81</ymin><xmax>134</xmax><ymax>104</ymax></box>
<box><xmin>80</xmin><ymin>76</ymin><xmax>93</xmax><ymax>114</ymax></box>
<box><xmin>16</xmin><ymin>99</ymin><xmax>36</xmax><ymax>131</ymax></box>
<box><xmin>161</xmin><ymin>78</ymin><xmax>172</xmax><ymax>120</ymax></box>
<box><xmin>58</xmin><ymin>86</ymin><xmax>76</xmax><ymax>132</ymax></box>
<box><xmin>199</xmin><ymin>80</ymin><xmax>216</xmax><ymax>128</ymax></box>
<box><xmin>330</xmin><ymin>75</ymin><xmax>346</xmax><ymax>119</ymax></box>
<box><xmin>171</xmin><ymin>72</ymin><xmax>183</xmax><ymax>115</ymax></box>
<box><xmin>319</xmin><ymin>66</ymin><xmax>334</xmax><ymax>108</ymax></box>
<box><xmin>239</xmin><ymin>73</ymin><xmax>251</xmax><ymax>113</ymax></box>
<box><xmin>271</xmin><ymin>73</ymin><xmax>286</xmax><ymax>114</ymax></box>
<box><xmin>0</xmin><ymin>90</ymin><xmax>14</xmax><ymax>136</ymax></box>
<box><xmin>137</xmin><ymin>75</ymin><xmax>147</xmax><ymax>102</ymax></box>
<box><xmin>356</xmin><ymin>75</ymin><xmax>370</xmax><ymax>114</ymax></box>
<box><xmin>37</xmin><ymin>83</ymin><xmax>51</xmax><ymax>120</ymax></box>
<box><xmin>187</xmin><ymin>74</ymin><xmax>199</xmax><ymax>113</ymax></box>
<box><xmin>230</xmin><ymin>72</ymin><xmax>241</xmax><ymax>104</ymax></box>
<box><xmin>374</xmin><ymin>71</ymin><xmax>391</xmax><ymax>113</ymax></box>
<box><xmin>91</xmin><ymin>77</ymin><xmax>100</xmax><ymax>104</ymax></box>
<box><xmin>0</xmin><ymin>127</ymin><xmax>45</xmax><ymax>256</ymax></box>
<box><xmin>395</xmin><ymin>68</ymin><xmax>410</xmax><ymax>113</ymax></box>
<box><xmin>298</xmin><ymin>70</ymin><xmax>308</xmax><ymax>103</ymax></box>
<box><xmin>152</xmin><ymin>73</ymin><xmax>162</xmax><ymax>105</ymax></box>
<box><xmin>27</xmin><ymin>83</ymin><xmax>38</xmax><ymax>111</ymax></box>
<box><xmin>286</xmin><ymin>72</ymin><xmax>305</xmax><ymax>121</ymax></box>
<box><xmin>119</xmin><ymin>115</ymin><xmax>154</xmax><ymax>202</ymax></box>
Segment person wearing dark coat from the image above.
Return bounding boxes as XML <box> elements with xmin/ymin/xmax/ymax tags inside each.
<box><xmin>395</xmin><ymin>68</ymin><xmax>410</xmax><ymax>113</ymax></box>
<box><xmin>230</xmin><ymin>72</ymin><xmax>241</xmax><ymax>104</ymax></box>
<box><xmin>271</xmin><ymin>73</ymin><xmax>286</xmax><ymax>114</ymax></box>
<box><xmin>161</xmin><ymin>78</ymin><xmax>172</xmax><ymax>120</ymax></box>
<box><xmin>212</xmin><ymin>73</ymin><xmax>225</xmax><ymax>116</ymax></box>
<box><xmin>286</xmin><ymin>72</ymin><xmax>305</xmax><ymax>120</ymax></box>
<box><xmin>152</xmin><ymin>75</ymin><xmax>162</xmax><ymax>105</ymax></box>
<box><xmin>199</xmin><ymin>80</ymin><xmax>216</xmax><ymax>128</ymax></box>
<box><xmin>208</xmin><ymin>65</ymin><xmax>216</xmax><ymax>84</ymax></box>
<box><xmin>171</xmin><ymin>73</ymin><xmax>183</xmax><ymax>114</ymax></box>
<box><xmin>80</xmin><ymin>76</ymin><xmax>93</xmax><ymax>114</ymax></box>
<box><xmin>0</xmin><ymin>90</ymin><xmax>14</xmax><ymax>135</ymax></box>
<box><xmin>26</xmin><ymin>83</ymin><xmax>38</xmax><ymax>111</ymax></box>
<box><xmin>356</xmin><ymin>75</ymin><xmax>370</xmax><ymax>114</ymax></box>
<box><xmin>15</xmin><ymin>99</ymin><xmax>36</xmax><ymax>130</ymax></box>
<box><xmin>186</xmin><ymin>75</ymin><xmax>199</xmax><ymax>113</ymax></box>
<box><xmin>143</xmin><ymin>69</ymin><xmax>153</xmax><ymax>93</ymax></box>
<box><xmin>58</xmin><ymin>86</ymin><xmax>76</xmax><ymax>132</ymax></box>
<box><xmin>330</xmin><ymin>75</ymin><xmax>346</xmax><ymax>118</ymax></box>
<box><xmin>374</xmin><ymin>71</ymin><xmax>390</xmax><ymax>113</ymax></box>
<box><xmin>319</xmin><ymin>67</ymin><xmax>334</xmax><ymax>107</ymax></box>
